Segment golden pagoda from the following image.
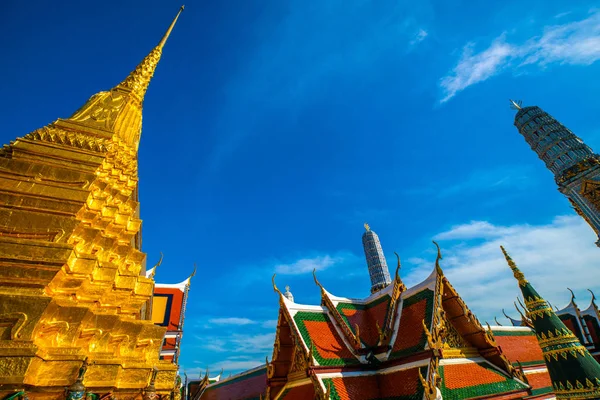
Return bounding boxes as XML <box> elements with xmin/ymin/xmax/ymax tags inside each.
<box><xmin>0</xmin><ymin>6</ymin><xmax>184</xmax><ymax>399</ymax></box>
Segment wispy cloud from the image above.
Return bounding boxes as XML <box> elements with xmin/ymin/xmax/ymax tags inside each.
<box><xmin>405</xmin><ymin>165</ymin><xmax>532</xmax><ymax>198</ymax></box>
<box><xmin>410</xmin><ymin>28</ymin><xmax>428</xmax><ymax>46</ymax></box>
<box><xmin>404</xmin><ymin>215</ymin><xmax>600</xmax><ymax>324</ymax></box>
<box><xmin>208</xmin><ymin>317</ymin><xmax>257</xmax><ymax>326</ymax></box>
<box><xmin>440</xmin><ymin>10</ymin><xmax>600</xmax><ymax>102</ymax></box>
<box><xmin>275</xmin><ymin>253</ymin><xmax>348</xmax><ymax>275</ymax></box>
<box><xmin>261</xmin><ymin>319</ymin><xmax>278</xmax><ymax>329</ymax></box>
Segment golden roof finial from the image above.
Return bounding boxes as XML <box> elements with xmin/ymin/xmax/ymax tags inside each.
<box><xmin>118</xmin><ymin>6</ymin><xmax>184</xmax><ymax>100</ymax></box>
<box><xmin>500</xmin><ymin>246</ymin><xmax>528</xmax><ymax>287</ymax></box>
<box><xmin>158</xmin><ymin>6</ymin><xmax>185</xmax><ymax>49</ymax></box>
<box><xmin>432</xmin><ymin>241</ymin><xmax>443</xmax><ymax>274</ymax></box>
<box><xmin>509</xmin><ymin>99</ymin><xmax>522</xmax><ymax>110</ymax></box>
<box><xmin>272</xmin><ymin>274</ymin><xmax>283</xmax><ymax>297</ymax></box>
<box><xmin>364</xmin><ymin>223</ymin><xmax>370</xmax><ymax>232</ymax></box>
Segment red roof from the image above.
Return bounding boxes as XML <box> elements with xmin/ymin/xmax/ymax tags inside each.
<box><xmin>199</xmin><ymin>366</ymin><xmax>266</xmax><ymax>400</ymax></box>
<box><xmin>293</xmin><ymin>311</ymin><xmax>358</xmax><ymax>366</ymax></box>
<box><xmin>336</xmin><ymin>294</ymin><xmax>391</xmax><ymax>348</ymax></box>
<box><xmin>439</xmin><ymin>361</ymin><xmax>528</xmax><ymax>399</ymax></box>
<box><xmin>278</xmin><ymin>383</ymin><xmax>315</xmax><ymax>399</ymax></box>
<box><xmin>321</xmin><ymin>366</ymin><xmax>423</xmax><ymax>399</ymax></box>
<box><xmin>492</xmin><ymin>330</ymin><xmax>544</xmax><ymax>367</ymax></box>
<box><xmin>526</xmin><ymin>370</ymin><xmax>553</xmax><ymax>395</ymax></box>
<box><xmin>390</xmin><ymin>288</ymin><xmax>434</xmax><ymax>358</ymax></box>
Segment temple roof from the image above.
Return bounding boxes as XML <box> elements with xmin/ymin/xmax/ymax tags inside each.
<box><xmin>501</xmin><ymin>246</ymin><xmax>600</xmax><ymax>399</ymax></box>
<box><xmin>198</xmin><ymin>364</ymin><xmax>267</xmax><ymax>400</ymax></box>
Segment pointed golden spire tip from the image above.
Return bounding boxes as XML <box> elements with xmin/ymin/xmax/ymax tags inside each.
<box><xmin>500</xmin><ymin>246</ymin><xmax>528</xmax><ymax>286</ymax></box>
<box><xmin>158</xmin><ymin>6</ymin><xmax>185</xmax><ymax>49</ymax></box>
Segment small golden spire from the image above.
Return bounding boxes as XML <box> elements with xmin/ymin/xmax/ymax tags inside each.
<box><xmin>364</xmin><ymin>223</ymin><xmax>370</xmax><ymax>232</ymax></box>
<box><xmin>158</xmin><ymin>6</ymin><xmax>185</xmax><ymax>49</ymax></box>
<box><xmin>509</xmin><ymin>99</ymin><xmax>522</xmax><ymax>110</ymax></box>
<box><xmin>118</xmin><ymin>6</ymin><xmax>184</xmax><ymax>100</ymax></box>
<box><xmin>500</xmin><ymin>246</ymin><xmax>528</xmax><ymax>286</ymax></box>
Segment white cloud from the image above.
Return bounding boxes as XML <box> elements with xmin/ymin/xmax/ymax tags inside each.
<box><xmin>440</xmin><ymin>37</ymin><xmax>514</xmax><ymax>103</ymax></box>
<box><xmin>208</xmin><ymin>359</ymin><xmax>264</xmax><ymax>374</ymax></box>
<box><xmin>230</xmin><ymin>333</ymin><xmax>275</xmax><ymax>354</ymax></box>
<box><xmin>275</xmin><ymin>254</ymin><xmax>346</xmax><ymax>275</ymax></box>
<box><xmin>440</xmin><ymin>10</ymin><xmax>600</xmax><ymax>102</ymax></box>
<box><xmin>261</xmin><ymin>319</ymin><xmax>278</xmax><ymax>329</ymax></box>
<box><xmin>404</xmin><ymin>215</ymin><xmax>600</xmax><ymax>324</ymax></box>
<box><xmin>410</xmin><ymin>29</ymin><xmax>428</xmax><ymax>45</ymax></box>
<box><xmin>208</xmin><ymin>317</ymin><xmax>257</xmax><ymax>326</ymax></box>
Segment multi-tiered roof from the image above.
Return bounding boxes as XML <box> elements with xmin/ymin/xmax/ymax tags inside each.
<box><xmin>196</xmin><ymin>241</ymin><xmax>566</xmax><ymax>399</ymax></box>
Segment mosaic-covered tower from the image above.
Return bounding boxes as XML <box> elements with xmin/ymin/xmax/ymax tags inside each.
<box><xmin>512</xmin><ymin>100</ymin><xmax>600</xmax><ymax>246</ymax></box>
<box><xmin>362</xmin><ymin>223</ymin><xmax>391</xmax><ymax>293</ymax></box>
<box><xmin>501</xmin><ymin>246</ymin><xmax>600</xmax><ymax>399</ymax></box>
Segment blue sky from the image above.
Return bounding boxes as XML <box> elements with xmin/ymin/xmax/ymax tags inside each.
<box><xmin>2</xmin><ymin>0</ymin><xmax>600</xmax><ymax>377</ymax></box>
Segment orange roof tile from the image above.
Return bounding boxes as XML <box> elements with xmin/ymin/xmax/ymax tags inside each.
<box><xmin>444</xmin><ymin>362</ymin><xmax>506</xmax><ymax>390</ymax></box>
<box><xmin>279</xmin><ymin>383</ymin><xmax>315</xmax><ymax>399</ymax></box>
<box><xmin>322</xmin><ymin>367</ymin><xmax>424</xmax><ymax>400</ymax></box>
<box><xmin>293</xmin><ymin>311</ymin><xmax>358</xmax><ymax>366</ymax></box>
<box><xmin>440</xmin><ymin>361</ymin><xmax>528</xmax><ymax>399</ymax></box>
<box><xmin>493</xmin><ymin>332</ymin><xmax>544</xmax><ymax>367</ymax></box>
<box><xmin>199</xmin><ymin>366</ymin><xmax>266</xmax><ymax>400</ymax></box>
<box><xmin>377</xmin><ymin>368</ymin><xmax>423</xmax><ymax>397</ymax></box>
<box><xmin>526</xmin><ymin>370</ymin><xmax>553</xmax><ymax>396</ymax></box>
<box><xmin>336</xmin><ymin>295</ymin><xmax>391</xmax><ymax>347</ymax></box>
<box><xmin>329</xmin><ymin>375</ymin><xmax>379</xmax><ymax>400</ymax></box>
<box><xmin>390</xmin><ymin>289</ymin><xmax>434</xmax><ymax>358</ymax></box>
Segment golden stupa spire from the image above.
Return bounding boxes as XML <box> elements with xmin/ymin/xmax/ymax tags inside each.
<box><xmin>118</xmin><ymin>6</ymin><xmax>184</xmax><ymax>101</ymax></box>
<box><xmin>500</xmin><ymin>246</ymin><xmax>528</xmax><ymax>287</ymax></box>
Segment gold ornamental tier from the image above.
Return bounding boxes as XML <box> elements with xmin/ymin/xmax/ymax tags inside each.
<box><xmin>0</xmin><ymin>6</ymin><xmax>184</xmax><ymax>399</ymax></box>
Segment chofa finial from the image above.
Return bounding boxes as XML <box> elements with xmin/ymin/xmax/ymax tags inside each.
<box><xmin>509</xmin><ymin>99</ymin><xmax>522</xmax><ymax>110</ymax></box>
<box><xmin>432</xmin><ymin>241</ymin><xmax>443</xmax><ymax>273</ymax></box>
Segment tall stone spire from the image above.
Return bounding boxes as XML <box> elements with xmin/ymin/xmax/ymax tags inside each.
<box><xmin>362</xmin><ymin>223</ymin><xmax>391</xmax><ymax>293</ymax></box>
<box><xmin>501</xmin><ymin>246</ymin><xmax>600</xmax><ymax>399</ymax></box>
<box><xmin>512</xmin><ymin>101</ymin><xmax>600</xmax><ymax>247</ymax></box>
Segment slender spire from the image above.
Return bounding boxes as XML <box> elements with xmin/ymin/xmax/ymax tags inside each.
<box><xmin>361</xmin><ymin>224</ymin><xmax>391</xmax><ymax>293</ymax></box>
<box><xmin>509</xmin><ymin>99</ymin><xmax>522</xmax><ymax>110</ymax></box>
<box><xmin>159</xmin><ymin>6</ymin><xmax>185</xmax><ymax>49</ymax></box>
<box><xmin>118</xmin><ymin>6</ymin><xmax>184</xmax><ymax>101</ymax></box>
<box><xmin>500</xmin><ymin>246</ymin><xmax>527</xmax><ymax>286</ymax></box>
<box><xmin>500</xmin><ymin>246</ymin><xmax>600</xmax><ymax>399</ymax></box>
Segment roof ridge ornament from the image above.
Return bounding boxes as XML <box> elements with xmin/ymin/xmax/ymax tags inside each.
<box><xmin>150</xmin><ymin>252</ymin><xmax>163</xmax><ymax>279</ymax></box>
<box><xmin>394</xmin><ymin>252</ymin><xmax>401</xmax><ymax>282</ymax></box>
<box><xmin>568</xmin><ymin>288</ymin><xmax>577</xmax><ymax>306</ymax></box>
<box><xmin>271</xmin><ymin>274</ymin><xmax>283</xmax><ymax>297</ymax></box>
<box><xmin>589</xmin><ymin>289</ymin><xmax>597</xmax><ymax>308</ymax></box>
<box><xmin>432</xmin><ymin>241</ymin><xmax>443</xmax><ymax>275</ymax></box>
<box><xmin>312</xmin><ymin>268</ymin><xmax>325</xmax><ymax>293</ymax></box>
<box><xmin>364</xmin><ymin>222</ymin><xmax>370</xmax><ymax>232</ymax></box>
<box><xmin>509</xmin><ymin>99</ymin><xmax>522</xmax><ymax>110</ymax></box>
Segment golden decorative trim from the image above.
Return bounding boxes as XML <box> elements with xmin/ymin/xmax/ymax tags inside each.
<box><xmin>500</xmin><ymin>246</ymin><xmax>528</xmax><ymax>286</ymax></box>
